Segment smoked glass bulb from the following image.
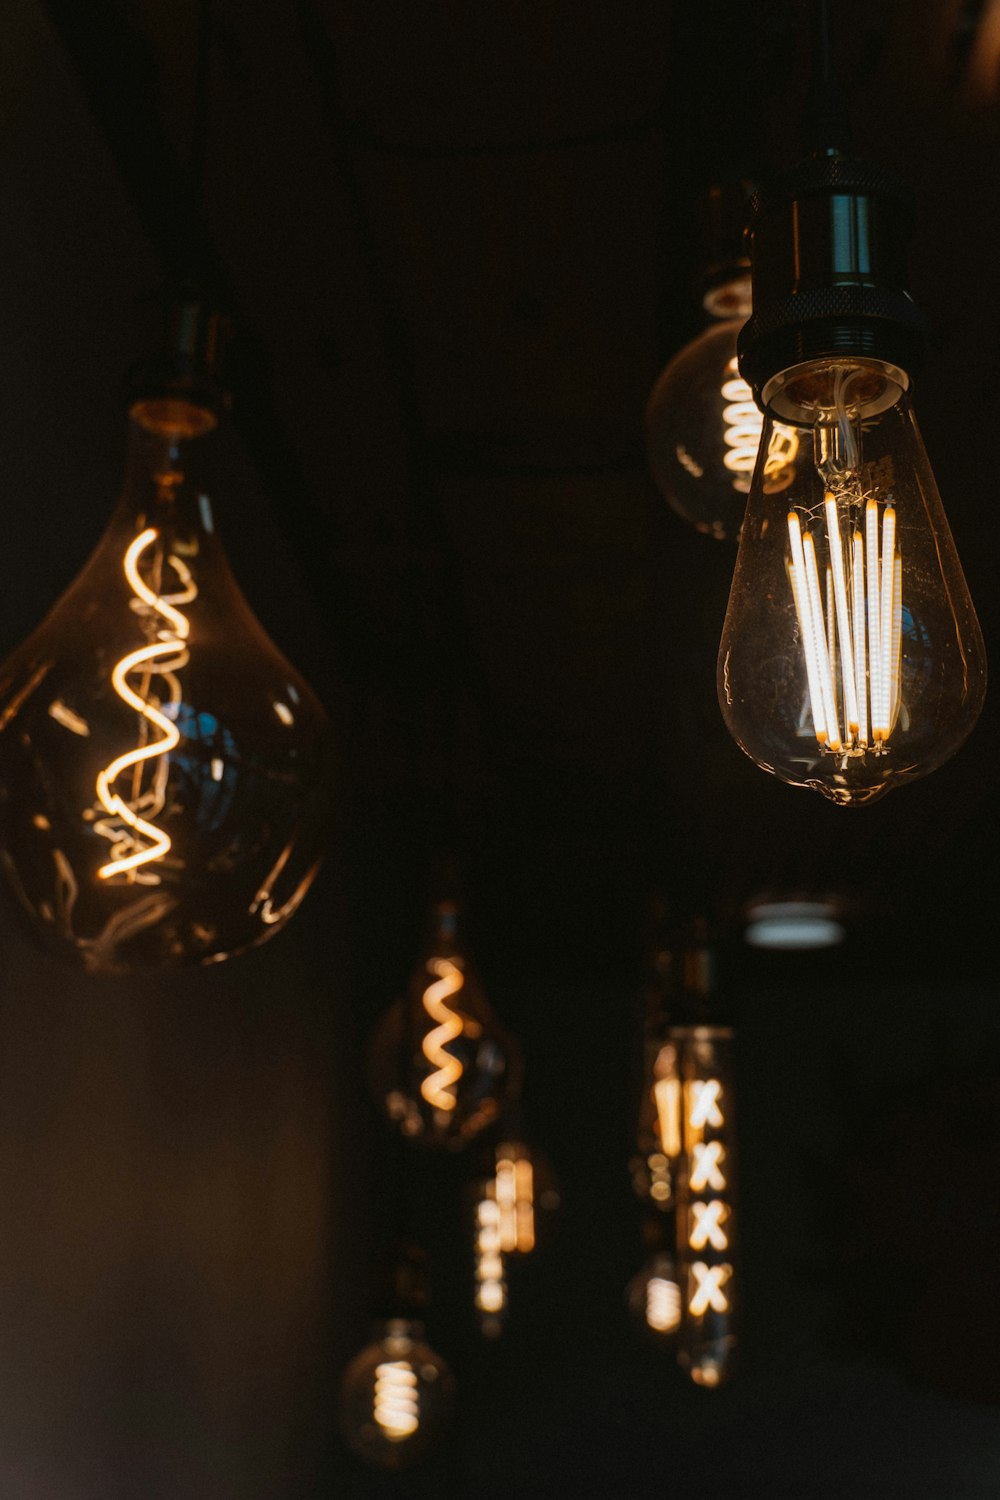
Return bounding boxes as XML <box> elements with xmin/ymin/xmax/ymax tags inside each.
<box><xmin>337</xmin><ymin>1317</ymin><xmax>456</xmax><ymax>1470</ymax></box>
<box><xmin>0</xmin><ymin>394</ymin><xmax>332</xmax><ymax>970</ymax></box>
<box><xmin>717</xmin><ymin>357</ymin><xmax>987</xmax><ymax>806</ymax></box>
<box><xmin>370</xmin><ymin>898</ymin><xmax>520</xmax><ymax>1150</ymax></box>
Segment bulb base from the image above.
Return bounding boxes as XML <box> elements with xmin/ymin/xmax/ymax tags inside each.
<box><xmin>122</xmin><ymin>283</ymin><xmax>232</xmax><ymax>417</ymax></box>
<box><xmin>737</xmin><ymin>153</ymin><xmax>930</xmax><ymax>405</ymax></box>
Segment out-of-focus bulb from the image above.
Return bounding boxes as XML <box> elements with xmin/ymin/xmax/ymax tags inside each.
<box><xmin>626</xmin><ymin>1249</ymin><xmax>683</xmax><ymax>1343</ymax></box>
<box><xmin>644</xmin><ymin>277</ymin><xmax>799</xmax><ymax>541</ymax></box>
<box><xmin>631</xmin><ymin>1033</ymin><xmax>683</xmax><ymax>1210</ymax></box>
<box><xmin>0</xmin><ymin>346</ymin><xmax>332</xmax><ymax>969</ymax></box>
<box><xmin>337</xmin><ymin>1318</ymin><xmax>455</xmax><ymax>1470</ymax></box>
<box><xmin>370</xmin><ymin>898</ymin><xmax>520</xmax><ymax>1149</ymax></box>
<box><xmin>718</xmin><ymin>357</ymin><xmax>986</xmax><ymax>805</ymax></box>
<box><xmin>676</xmin><ymin>1026</ymin><xmax>737</xmax><ymax>1388</ymax></box>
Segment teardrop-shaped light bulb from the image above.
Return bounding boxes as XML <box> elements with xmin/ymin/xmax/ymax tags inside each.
<box><xmin>0</xmin><ymin>308</ymin><xmax>333</xmax><ymax>970</ymax></box>
<box><xmin>369</xmin><ymin>897</ymin><xmax>521</xmax><ymax>1150</ymax></box>
<box><xmin>717</xmin><ymin>357</ymin><xmax>986</xmax><ymax>806</ymax></box>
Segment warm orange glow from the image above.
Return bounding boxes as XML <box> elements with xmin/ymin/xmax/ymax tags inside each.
<box><xmin>689</xmin><ymin>1261</ymin><xmax>731</xmax><ymax>1318</ymax></box>
<box><xmin>647</xmin><ymin>1275</ymin><xmax>682</xmax><ymax>1334</ymax></box>
<box><xmin>654</xmin><ymin>1072</ymin><xmax>682</xmax><ymax>1158</ymax></box>
<box><xmin>474</xmin><ymin>1192</ymin><xmax>507</xmax><ymax>1322</ymax></box>
<box><xmin>495</xmin><ymin>1149</ymin><xmax>536</xmax><ymax>1254</ymax></box>
<box><xmin>689</xmin><ymin>1141</ymin><xmax>726</xmax><ymax>1194</ymax></box>
<box><xmin>373</xmin><ymin>1360</ymin><xmax>419</xmax><ymax>1439</ymax></box>
<box><xmin>94</xmin><ymin>527</ymin><xmax>196</xmax><ymax>880</ymax></box>
<box><xmin>419</xmin><ymin>956</ymin><xmax>465</xmax><ymax>1110</ymax></box>
<box><xmin>688</xmin><ymin>1078</ymin><xmax>724</xmax><ymax>1132</ymax></box>
<box><xmin>689</xmin><ymin>1199</ymin><xmax>729</xmax><ymax>1252</ymax></box>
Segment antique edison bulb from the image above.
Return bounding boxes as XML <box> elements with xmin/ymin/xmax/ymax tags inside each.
<box><xmin>718</xmin><ymin>357</ymin><xmax>986</xmax><ymax>805</ymax></box>
<box><xmin>0</xmin><ymin>298</ymin><xmax>332</xmax><ymax>969</ymax></box>
<box><xmin>719</xmin><ymin>145</ymin><xmax>986</xmax><ymax>806</ymax></box>
<box><xmin>370</xmin><ymin>897</ymin><xmax>521</xmax><ymax>1150</ymax></box>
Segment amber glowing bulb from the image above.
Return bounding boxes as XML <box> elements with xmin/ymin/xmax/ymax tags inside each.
<box><xmin>0</xmin><ymin>293</ymin><xmax>333</xmax><ymax>970</ymax></box>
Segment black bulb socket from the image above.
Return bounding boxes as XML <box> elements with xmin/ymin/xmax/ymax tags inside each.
<box><xmin>737</xmin><ymin>153</ymin><xmax>931</xmax><ymax>409</ymax></box>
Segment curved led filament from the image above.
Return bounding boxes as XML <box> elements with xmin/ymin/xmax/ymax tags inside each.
<box><xmin>419</xmin><ymin>957</ymin><xmax>465</xmax><ymax>1111</ymax></box>
<box><xmin>373</xmin><ymin>1361</ymin><xmax>419</xmax><ymax>1440</ymax></box>
<box><xmin>787</xmin><ymin>490</ymin><xmax>901</xmax><ymax>755</ymax></box>
<box><xmin>474</xmin><ymin>1191</ymin><xmax>507</xmax><ymax>1328</ymax></box>
<box><xmin>94</xmin><ymin>528</ymin><xmax>196</xmax><ymax>881</ymax></box>
<box><xmin>721</xmin><ymin>363</ymin><xmax>762</xmax><ymax>484</ymax></box>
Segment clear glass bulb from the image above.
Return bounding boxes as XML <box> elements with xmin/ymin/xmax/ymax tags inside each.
<box><xmin>644</xmin><ymin>279</ymin><xmax>800</xmax><ymax>541</ymax></box>
<box><xmin>626</xmin><ymin>1249</ymin><xmax>683</xmax><ymax>1344</ymax></box>
<box><xmin>0</xmin><ymin>394</ymin><xmax>333</xmax><ymax>970</ymax></box>
<box><xmin>717</xmin><ymin>356</ymin><xmax>987</xmax><ymax>805</ymax></box>
<box><xmin>369</xmin><ymin>898</ymin><xmax>521</xmax><ymax>1150</ymax></box>
<box><xmin>337</xmin><ymin>1317</ymin><xmax>456</xmax><ymax>1470</ymax></box>
<box><xmin>676</xmin><ymin>1024</ymin><xmax>737</xmax><ymax>1389</ymax></box>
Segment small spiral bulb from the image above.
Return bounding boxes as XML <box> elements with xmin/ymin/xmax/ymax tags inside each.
<box><xmin>337</xmin><ymin>1318</ymin><xmax>456</xmax><ymax>1470</ymax></box>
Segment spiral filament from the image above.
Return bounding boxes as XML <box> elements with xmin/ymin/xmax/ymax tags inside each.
<box><xmin>494</xmin><ymin>1145</ymin><xmax>536</xmax><ymax>1255</ymax></box>
<box><xmin>721</xmin><ymin>360</ymin><xmax>762</xmax><ymax>490</ymax></box>
<box><xmin>646</xmin><ymin>1273</ymin><xmax>682</xmax><ymax>1335</ymax></box>
<box><xmin>787</xmin><ymin>487</ymin><xmax>902</xmax><ymax>756</ymax></box>
<box><xmin>419</xmin><ymin>956</ymin><xmax>465</xmax><ymax>1111</ymax></box>
<box><xmin>373</xmin><ymin>1360</ymin><xmax>420</xmax><ymax>1440</ymax></box>
<box><xmin>722</xmin><ymin>358</ymin><xmax>799</xmax><ymax>495</ymax></box>
<box><xmin>94</xmin><ymin>526</ymin><xmax>196</xmax><ymax>881</ymax></box>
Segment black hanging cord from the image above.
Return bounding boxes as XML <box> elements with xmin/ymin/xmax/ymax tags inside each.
<box><xmin>801</xmin><ymin>0</ymin><xmax>852</xmax><ymax>156</ymax></box>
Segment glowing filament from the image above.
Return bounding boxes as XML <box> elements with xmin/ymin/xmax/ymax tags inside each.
<box><xmin>475</xmin><ymin>1194</ymin><xmax>507</xmax><ymax>1320</ymax></box>
<box><xmin>495</xmin><ymin>1151</ymin><xmax>536</xmax><ymax>1254</ymax></box>
<box><xmin>654</xmin><ymin>1074</ymin><xmax>682</xmax><ymax>1158</ymax></box>
<box><xmin>373</xmin><ymin>1361</ymin><xmax>419</xmax><ymax>1440</ymax></box>
<box><xmin>721</xmin><ymin>363</ymin><xmax>763</xmax><ymax>484</ymax></box>
<box><xmin>689</xmin><ymin>1200</ymin><xmax>729</xmax><ymax>1252</ymax></box>
<box><xmin>688</xmin><ymin>1078</ymin><xmax>724</xmax><ymax>1132</ymax></box>
<box><xmin>689</xmin><ymin>1262</ymin><xmax>731</xmax><ymax>1318</ymax></box>
<box><xmin>690</xmin><ymin>1141</ymin><xmax>726</xmax><ymax>1194</ymax></box>
<box><xmin>787</xmin><ymin>491</ymin><xmax>902</xmax><ymax>755</ymax></box>
<box><xmin>647</xmin><ymin>1276</ymin><xmax>682</xmax><ymax>1334</ymax></box>
<box><xmin>419</xmin><ymin>957</ymin><xmax>465</xmax><ymax>1111</ymax></box>
<box><xmin>94</xmin><ymin>528</ymin><xmax>195</xmax><ymax>880</ymax></box>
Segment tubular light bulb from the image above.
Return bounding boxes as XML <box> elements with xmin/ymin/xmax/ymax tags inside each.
<box><xmin>337</xmin><ymin>1318</ymin><xmax>455</xmax><ymax>1470</ymax></box>
<box><xmin>0</xmin><ymin>383</ymin><xmax>332</xmax><ymax>969</ymax></box>
<box><xmin>370</xmin><ymin>898</ymin><xmax>520</xmax><ymax>1150</ymax></box>
<box><xmin>676</xmin><ymin>1025</ymin><xmax>737</xmax><ymax>1388</ymax></box>
<box><xmin>717</xmin><ymin>357</ymin><xmax>986</xmax><ymax>805</ymax></box>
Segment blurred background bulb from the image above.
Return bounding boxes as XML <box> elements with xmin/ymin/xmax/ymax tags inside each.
<box><xmin>717</xmin><ymin>356</ymin><xmax>986</xmax><ymax>805</ymax></box>
<box><xmin>0</xmin><ymin>295</ymin><xmax>332</xmax><ymax>970</ymax></box>
<box><xmin>645</xmin><ymin>275</ymin><xmax>798</xmax><ymax>542</ymax></box>
<box><xmin>626</xmin><ymin>1247</ymin><xmax>683</xmax><ymax>1344</ymax></box>
<box><xmin>470</xmin><ymin>1131</ymin><xmax>560</xmax><ymax>1338</ymax></box>
<box><xmin>337</xmin><ymin>1316</ymin><xmax>456</xmax><ymax>1470</ymax></box>
<box><xmin>370</xmin><ymin>895</ymin><xmax>521</xmax><ymax>1150</ymax></box>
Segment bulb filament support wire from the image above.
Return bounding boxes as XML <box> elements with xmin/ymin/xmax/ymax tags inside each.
<box><xmin>420</xmin><ymin>956</ymin><xmax>465</xmax><ymax>1111</ymax></box>
<box><xmin>94</xmin><ymin>527</ymin><xmax>196</xmax><ymax>880</ymax></box>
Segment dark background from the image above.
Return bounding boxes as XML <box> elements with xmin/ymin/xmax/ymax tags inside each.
<box><xmin>1</xmin><ymin>1</ymin><xmax>1000</xmax><ymax>1495</ymax></box>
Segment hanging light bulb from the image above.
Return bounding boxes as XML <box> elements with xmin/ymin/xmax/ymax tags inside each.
<box><xmin>626</xmin><ymin>1245</ymin><xmax>684</xmax><ymax>1343</ymax></box>
<box><xmin>675</xmin><ymin>1021</ymin><xmax>738</xmax><ymax>1389</ymax></box>
<box><xmin>469</xmin><ymin>1130</ymin><xmax>560</xmax><ymax>1337</ymax></box>
<box><xmin>717</xmin><ymin>39</ymin><xmax>986</xmax><ymax>805</ymax></box>
<box><xmin>370</xmin><ymin>895</ymin><xmax>521</xmax><ymax>1150</ymax></box>
<box><xmin>644</xmin><ymin>182</ymin><xmax>800</xmax><ymax>541</ymax></box>
<box><xmin>0</xmin><ymin>292</ymin><xmax>333</xmax><ymax>969</ymax></box>
<box><xmin>337</xmin><ymin>1244</ymin><xmax>456</xmax><ymax>1470</ymax></box>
